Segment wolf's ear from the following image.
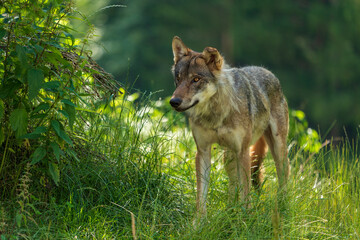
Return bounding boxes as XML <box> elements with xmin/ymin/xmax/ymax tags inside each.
<box><xmin>202</xmin><ymin>47</ymin><xmax>223</xmax><ymax>71</ymax></box>
<box><xmin>172</xmin><ymin>36</ymin><xmax>189</xmax><ymax>63</ymax></box>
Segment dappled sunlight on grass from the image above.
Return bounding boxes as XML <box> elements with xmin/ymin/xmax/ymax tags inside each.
<box><xmin>2</xmin><ymin>92</ymin><xmax>359</xmax><ymax>238</ymax></box>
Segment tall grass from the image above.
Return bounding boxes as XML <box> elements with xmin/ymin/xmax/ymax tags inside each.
<box><xmin>1</xmin><ymin>94</ymin><xmax>359</xmax><ymax>239</ymax></box>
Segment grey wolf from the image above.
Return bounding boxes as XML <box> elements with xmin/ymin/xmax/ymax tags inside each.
<box><xmin>169</xmin><ymin>36</ymin><xmax>290</xmax><ymax>216</ymax></box>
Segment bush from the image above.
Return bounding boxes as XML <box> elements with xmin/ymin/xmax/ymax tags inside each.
<box><xmin>0</xmin><ymin>0</ymin><xmax>118</xmax><ymax>197</ymax></box>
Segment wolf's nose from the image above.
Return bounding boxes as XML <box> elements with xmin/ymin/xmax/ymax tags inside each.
<box><xmin>170</xmin><ymin>98</ymin><xmax>182</xmax><ymax>108</ymax></box>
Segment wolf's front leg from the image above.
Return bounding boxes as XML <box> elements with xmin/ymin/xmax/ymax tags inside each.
<box><xmin>224</xmin><ymin>149</ymin><xmax>251</xmax><ymax>203</ymax></box>
<box><xmin>195</xmin><ymin>146</ymin><xmax>211</xmax><ymax>217</ymax></box>
<box><xmin>237</xmin><ymin>148</ymin><xmax>251</xmax><ymax>202</ymax></box>
<box><xmin>224</xmin><ymin>150</ymin><xmax>239</xmax><ymax>203</ymax></box>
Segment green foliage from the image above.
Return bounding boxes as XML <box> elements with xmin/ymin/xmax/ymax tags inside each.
<box><xmin>30</xmin><ymin>146</ymin><xmax>47</xmax><ymax>165</ymax></box>
<box><xmin>9</xmin><ymin>108</ymin><xmax>28</xmax><ymax>138</ymax></box>
<box><xmin>0</xmin><ymin>99</ymin><xmax>4</xmax><ymax>119</ymax></box>
<box><xmin>289</xmin><ymin>109</ymin><xmax>322</xmax><ymax>154</ymax></box>
<box><xmin>27</xmin><ymin>68</ymin><xmax>44</xmax><ymax>101</ymax></box>
<box><xmin>0</xmin><ymin>0</ymin><xmax>117</xmax><ymax>195</ymax></box>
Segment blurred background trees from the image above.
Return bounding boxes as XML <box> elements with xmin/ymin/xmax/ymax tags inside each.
<box><xmin>75</xmin><ymin>0</ymin><xmax>360</xmax><ymax>139</ymax></box>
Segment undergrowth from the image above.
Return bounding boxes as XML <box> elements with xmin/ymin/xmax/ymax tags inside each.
<box><xmin>1</xmin><ymin>90</ymin><xmax>359</xmax><ymax>239</ymax></box>
<box><xmin>1</xmin><ymin>1</ymin><xmax>359</xmax><ymax>239</ymax></box>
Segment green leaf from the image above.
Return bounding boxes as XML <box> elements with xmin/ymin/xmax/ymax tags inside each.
<box><xmin>27</xmin><ymin>68</ymin><xmax>44</xmax><ymax>100</ymax></box>
<box><xmin>33</xmin><ymin>102</ymin><xmax>50</xmax><ymax>113</ymax></box>
<box><xmin>0</xmin><ymin>27</ymin><xmax>6</xmax><ymax>39</ymax></box>
<box><xmin>64</xmin><ymin>31</ymin><xmax>75</xmax><ymax>46</ymax></box>
<box><xmin>51</xmin><ymin>120</ymin><xmax>73</xmax><ymax>146</ymax></box>
<box><xmin>21</xmin><ymin>126</ymin><xmax>47</xmax><ymax>139</ymax></box>
<box><xmin>45</xmin><ymin>46</ymin><xmax>70</xmax><ymax>67</ymax></box>
<box><xmin>128</xmin><ymin>92</ymin><xmax>140</xmax><ymax>102</ymax></box>
<box><xmin>292</xmin><ymin>110</ymin><xmax>305</xmax><ymax>121</ymax></box>
<box><xmin>16</xmin><ymin>213</ymin><xmax>22</xmax><ymax>228</ymax></box>
<box><xmin>0</xmin><ymin>99</ymin><xmax>4</xmax><ymax>119</ymax></box>
<box><xmin>51</xmin><ymin>120</ymin><xmax>61</xmax><ymax>136</ymax></box>
<box><xmin>50</xmin><ymin>142</ymin><xmax>61</xmax><ymax>161</ymax></box>
<box><xmin>9</xmin><ymin>108</ymin><xmax>28</xmax><ymax>138</ymax></box>
<box><xmin>0</xmin><ymin>78</ymin><xmax>22</xmax><ymax>99</ymax></box>
<box><xmin>64</xmin><ymin>103</ymin><xmax>76</xmax><ymax>129</ymax></box>
<box><xmin>34</xmin><ymin>44</ymin><xmax>44</xmax><ymax>54</ymax></box>
<box><xmin>43</xmin><ymin>81</ymin><xmax>60</xmax><ymax>91</ymax></box>
<box><xmin>59</xmin><ymin>130</ymin><xmax>73</xmax><ymax>146</ymax></box>
<box><xmin>16</xmin><ymin>45</ymin><xmax>28</xmax><ymax>66</ymax></box>
<box><xmin>58</xmin><ymin>109</ymin><xmax>69</xmax><ymax>118</ymax></box>
<box><xmin>61</xmin><ymin>99</ymin><xmax>76</xmax><ymax>106</ymax></box>
<box><xmin>0</xmin><ymin>127</ymin><xmax>5</xmax><ymax>145</ymax></box>
<box><xmin>75</xmin><ymin>107</ymin><xmax>97</xmax><ymax>113</ymax></box>
<box><xmin>31</xmin><ymin>146</ymin><xmax>46</xmax><ymax>164</ymax></box>
<box><xmin>31</xmin><ymin>126</ymin><xmax>47</xmax><ymax>134</ymax></box>
<box><xmin>49</xmin><ymin>162</ymin><xmax>60</xmax><ymax>186</ymax></box>
<box><xmin>31</xmin><ymin>113</ymin><xmax>47</xmax><ymax>119</ymax></box>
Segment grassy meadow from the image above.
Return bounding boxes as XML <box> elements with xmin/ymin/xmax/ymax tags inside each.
<box><xmin>1</xmin><ymin>1</ymin><xmax>359</xmax><ymax>239</ymax></box>
<box><xmin>1</xmin><ymin>93</ymin><xmax>359</xmax><ymax>239</ymax></box>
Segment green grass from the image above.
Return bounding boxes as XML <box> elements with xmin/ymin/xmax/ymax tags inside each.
<box><xmin>1</xmin><ymin>96</ymin><xmax>359</xmax><ymax>239</ymax></box>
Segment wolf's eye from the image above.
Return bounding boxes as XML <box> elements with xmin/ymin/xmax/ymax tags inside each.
<box><xmin>175</xmin><ymin>76</ymin><xmax>180</xmax><ymax>84</ymax></box>
<box><xmin>193</xmin><ymin>77</ymin><xmax>200</xmax><ymax>83</ymax></box>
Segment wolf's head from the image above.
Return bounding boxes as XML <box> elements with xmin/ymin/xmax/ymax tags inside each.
<box><xmin>170</xmin><ymin>36</ymin><xmax>224</xmax><ymax>112</ymax></box>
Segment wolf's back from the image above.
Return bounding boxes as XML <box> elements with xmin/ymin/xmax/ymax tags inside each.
<box><xmin>239</xmin><ymin>66</ymin><xmax>282</xmax><ymax>95</ymax></box>
<box><xmin>227</xmin><ymin>66</ymin><xmax>286</xmax><ymax>120</ymax></box>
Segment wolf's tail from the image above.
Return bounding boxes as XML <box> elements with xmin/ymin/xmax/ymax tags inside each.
<box><xmin>250</xmin><ymin>135</ymin><xmax>268</xmax><ymax>189</ymax></box>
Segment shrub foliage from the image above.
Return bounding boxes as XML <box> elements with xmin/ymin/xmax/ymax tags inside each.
<box><xmin>0</xmin><ymin>0</ymin><xmax>118</xmax><ymax>196</ymax></box>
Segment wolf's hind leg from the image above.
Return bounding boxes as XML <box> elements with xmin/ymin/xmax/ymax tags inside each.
<box><xmin>250</xmin><ymin>135</ymin><xmax>268</xmax><ymax>189</ymax></box>
<box><xmin>264</xmin><ymin>113</ymin><xmax>289</xmax><ymax>188</ymax></box>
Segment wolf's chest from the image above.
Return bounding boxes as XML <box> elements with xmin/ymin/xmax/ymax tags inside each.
<box><xmin>201</xmin><ymin>126</ymin><xmax>247</xmax><ymax>152</ymax></box>
<box><xmin>193</xmin><ymin>120</ymin><xmax>268</xmax><ymax>153</ymax></box>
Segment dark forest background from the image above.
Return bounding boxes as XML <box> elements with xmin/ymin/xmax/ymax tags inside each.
<box><xmin>76</xmin><ymin>0</ymin><xmax>360</xmax><ymax>139</ymax></box>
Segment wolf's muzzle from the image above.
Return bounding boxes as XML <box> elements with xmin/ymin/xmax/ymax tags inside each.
<box><xmin>170</xmin><ymin>98</ymin><xmax>199</xmax><ymax>112</ymax></box>
<box><xmin>170</xmin><ymin>98</ymin><xmax>182</xmax><ymax>108</ymax></box>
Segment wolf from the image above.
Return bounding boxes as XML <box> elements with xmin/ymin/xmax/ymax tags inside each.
<box><xmin>169</xmin><ymin>36</ymin><xmax>290</xmax><ymax>216</ymax></box>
